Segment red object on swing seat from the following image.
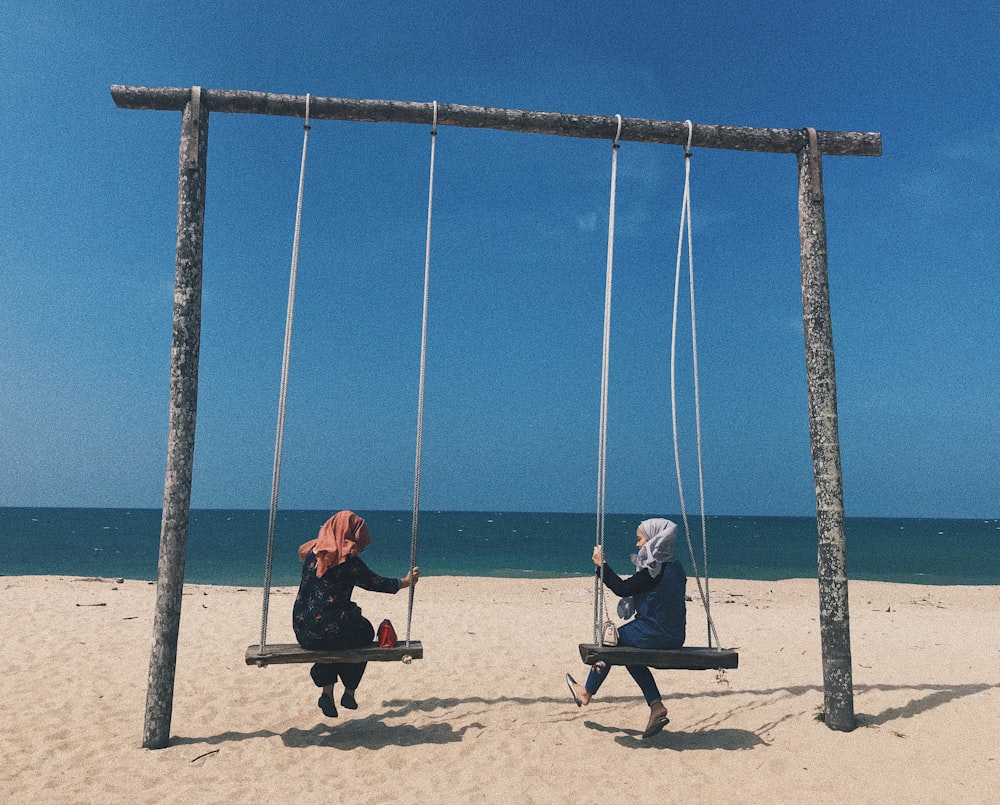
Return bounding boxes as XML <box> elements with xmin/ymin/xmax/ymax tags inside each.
<box><xmin>377</xmin><ymin>619</ymin><xmax>398</xmax><ymax>648</ymax></box>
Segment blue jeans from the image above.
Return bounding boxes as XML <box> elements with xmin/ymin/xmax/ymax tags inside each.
<box><xmin>584</xmin><ymin>620</ymin><xmax>668</xmax><ymax>705</ymax></box>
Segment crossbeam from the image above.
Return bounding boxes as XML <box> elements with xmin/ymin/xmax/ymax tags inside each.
<box><xmin>110</xmin><ymin>85</ymin><xmax>881</xmax><ymax>157</ymax></box>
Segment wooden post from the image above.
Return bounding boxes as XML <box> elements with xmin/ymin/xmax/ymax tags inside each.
<box><xmin>142</xmin><ymin>87</ymin><xmax>209</xmax><ymax>750</ymax></box>
<box><xmin>797</xmin><ymin>129</ymin><xmax>855</xmax><ymax>731</ymax></box>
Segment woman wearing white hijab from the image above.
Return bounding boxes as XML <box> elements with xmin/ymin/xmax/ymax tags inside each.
<box><xmin>566</xmin><ymin>518</ymin><xmax>686</xmax><ymax>738</ymax></box>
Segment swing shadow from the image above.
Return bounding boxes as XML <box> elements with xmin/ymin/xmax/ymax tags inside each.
<box><xmin>169</xmin><ymin>680</ymin><xmax>998</xmax><ymax>750</ymax></box>
<box><xmin>169</xmin><ymin>714</ymin><xmax>484</xmax><ymax>751</ymax></box>
<box><xmin>281</xmin><ymin>715</ymin><xmax>484</xmax><ymax>749</ymax></box>
<box><xmin>581</xmin><ymin>680</ymin><xmax>999</xmax><ymax>749</ymax></box>
<box><xmin>584</xmin><ymin>720</ymin><xmax>765</xmax><ymax>751</ymax></box>
<box><xmin>659</xmin><ymin>680</ymin><xmax>999</xmax><ymax>725</ymax></box>
<box><xmin>168</xmin><ymin>694</ymin><xmax>625</xmax><ymax>750</ymax></box>
<box><xmin>853</xmin><ymin>681</ymin><xmax>998</xmax><ymax>727</ymax></box>
<box><xmin>651</xmin><ymin>680</ymin><xmax>1000</xmax><ymax>742</ymax></box>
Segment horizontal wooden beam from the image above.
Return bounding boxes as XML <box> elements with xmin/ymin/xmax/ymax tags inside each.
<box><xmin>111</xmin><ymin>85</ymin><xmax>881</xmax><ymax>157</ymax></box>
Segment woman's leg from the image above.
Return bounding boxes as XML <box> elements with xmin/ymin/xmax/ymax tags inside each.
<box><xmin>302</xmin><ymin>617</ymin><xmax>376</xmax><ymax>716</ymax></box>
<box><xmin>624</xmin><ymin>661</ymin><xmax>670</xmax><ymax>737</ymax></box>
<box><xmin>624</xmin><ymin>665</ymin><xmax>662</xmax><ymax>705</ymax></box>
<box><xmin>336</xmin><ymin>662</ymin><xmax>367</xmax><ymax>694</ymax></box>
<box><xmin>614</xmin><ymin>623</ymin><xmax>671</xmax><ymax>736</ymax></box>
<box><xmin>584</xmin><ymin>663</ymin><xmax>610</xmax><ymax>699</ymax></box>
<box><xmin>309</xmin><ymin>665</ymin><xmax>340</xmax><ymax>717</ymax></box>
<box><xmin>305</xmin><ymin>616</ymin><xmax>374</xmax><ymax>687</ymax></box>
<box><xmin>334</xmin><ymin>619</ymin><xmax>372</xmax><ymax>703</ymax></box>
<box><xmin>579</xmin><ymin>619</ymin><xmax>648</xmax><ymax>701</ymax></box>
<box><xmin>614</xmin><ymin>621</ymin><xmax>671</xmax><ymax>729</ymax></box>
<box><xmin>310</xmin><ymin>663</ymin><xmax>339</xmax><ymax>688</ymax></box>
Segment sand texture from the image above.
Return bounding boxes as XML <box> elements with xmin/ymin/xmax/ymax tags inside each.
<box><xmin>1</xmin><ymin>575</ymin><xmax>997</xmax><ymax>804</ymax></box>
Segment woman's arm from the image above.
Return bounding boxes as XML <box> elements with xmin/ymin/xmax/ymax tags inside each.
<box><xmin>400</xmin><ymin>567</ymin><xmax>420</xmax><ymax>588</ymax></box>
<box><xmin>591</xmin><ymin>546</ymin><xmax>656</xmax><ymax>597</ymax></box>
<box><xmin>351</xmin><ymin>557</ymin><xmax>406</xmax><ymax>594</ymax></box>
<box><xmin>598</xmin><ymin>563</ymin><xmax>657</xmax><ymax>598</ymax></box>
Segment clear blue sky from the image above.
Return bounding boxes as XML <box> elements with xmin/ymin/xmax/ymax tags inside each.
<box><xmin>1</xmin><ymin>2</ymin><xmax>997</xmax><ymax>518</ymax></box>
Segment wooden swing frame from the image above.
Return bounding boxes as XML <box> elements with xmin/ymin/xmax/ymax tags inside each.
<box><xmin>111</xmin><ymin>84</ymin><xmax>880</xmax><ymax>747</ymax></box>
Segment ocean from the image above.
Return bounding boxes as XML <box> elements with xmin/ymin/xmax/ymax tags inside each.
<box><xmin>1</xmin><ymin>507</ymin><xmax>998</xmax><ymax>586</ymax></box>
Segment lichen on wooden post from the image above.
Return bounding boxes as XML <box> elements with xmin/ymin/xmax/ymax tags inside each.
<box><xmin>142</xmin><ymin>87</ymin><xmax>209</xmax><ymax>750</ymax></box>
<box><xmin>797</xmin><ymin>129</ymin><xmax>855</xmax><ymax>732</ymax></box>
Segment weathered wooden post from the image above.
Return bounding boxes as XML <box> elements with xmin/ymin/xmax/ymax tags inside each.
<box><xmin>142</xmin><ymin>87</ymin><xmax>209</xmax><ymax>749</ymax></box>
<box><xmin>797</xmin><ymin>128</ymin><xmax>855</xmax><ymax>731</ymax></box>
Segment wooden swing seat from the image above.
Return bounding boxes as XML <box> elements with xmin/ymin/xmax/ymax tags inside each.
<box><xmin>246</xmin><ymin>641</ymin><xmax>423</xmax><ymax>667</ymax></box>
<box><xmin>579</xmin><ymin>643</ymin><xmax>738</xmax><ymax>670</ymax></box>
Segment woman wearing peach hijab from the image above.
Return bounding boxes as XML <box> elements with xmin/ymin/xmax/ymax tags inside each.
<box><xmin>293</xmin><ymin>510</ymin><xmax>419</xmax><ymax>718</ymax></box>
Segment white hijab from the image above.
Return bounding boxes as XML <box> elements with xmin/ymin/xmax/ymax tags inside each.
<box><xmin>618</xmin><ymin>518</ymin><xmax>679</xmax><ymax>620</ymax></box>
<box><xmin>630</xmin><ymin>518</ymin><xmax>678</xmax><ymax>579</ymax></box>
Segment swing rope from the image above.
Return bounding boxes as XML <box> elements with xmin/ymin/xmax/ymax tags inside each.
<box><xmin>670</xmin><ymin>121</ymin><xmax>720</xmax><ymax>648</ymax></box>
<box><xmin>259</xmin><ymin>95</ymin><xmax>311</xmax><ymax>651</ymax></box>
<box><xmin>594</xmin><ymin>114</ymin><xmax>622</xmax><ymax>645</ymax></box>
<box><xmin>406</xmin><ymin>101</ymin><xmax>437</xmax><ymax>646</ymax></box>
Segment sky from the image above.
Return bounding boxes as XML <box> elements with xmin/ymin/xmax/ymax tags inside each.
<box><xmin>1</xmin><ymin>1</ymin><xmax>997</xmax><ymax>519</ymax></box>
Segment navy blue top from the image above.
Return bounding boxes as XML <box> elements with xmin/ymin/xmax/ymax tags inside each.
<box><xmin>599</xmin><ymin>560</ymin><xmax>687</xmax><ymax>648</ymax></box>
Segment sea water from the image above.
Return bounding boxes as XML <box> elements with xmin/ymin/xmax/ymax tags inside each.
<box><xmin>2</xmin><ymin>508</ymin><xmax>997</xmax><ymax>586</ymax></box>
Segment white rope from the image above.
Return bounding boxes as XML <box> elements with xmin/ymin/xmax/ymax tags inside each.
<box><xmin>595</xmin><ymin>114</ymin><xmax>622</xmax><ymax>645</ymax></box>
<box><xmin>670</xmin><ymin>121</ymin><xmax>720</xmax><ymax>648</ymax></box>
<box><xmin>406</xmin><ymin>101</ymin><xmax>437</xmax><ymax>646</ymax></box>
<box><xmin>260</xmin><ymin>95</ymin><xmax>311</xmax><ymax>650</ymax></box>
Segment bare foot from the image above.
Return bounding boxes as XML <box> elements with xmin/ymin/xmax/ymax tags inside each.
<box><xmin>566</xmin><ymin>674</ymin><xmax>592</xmax><ymax>706</ymax></box>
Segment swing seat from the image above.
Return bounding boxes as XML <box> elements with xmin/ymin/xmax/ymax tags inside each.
<box><xmin>579</xmin><ymin>643</ymin><xmax>738</xmax><ymax>670</ymax></box>
<box><xmin>246</xmin><ymin>641</ymin><xmax>423</xmax><ymax>667</ymax></box>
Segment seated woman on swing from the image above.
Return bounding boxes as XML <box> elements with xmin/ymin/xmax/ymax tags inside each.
<box><xmin>566</xmin><ymin>518</ymin><xmax>685</xmax><ymax>738</ymax></box>
<box><xmin>293</xmin><ymin>510</ymin><xmax>419</xmax><ymax>718</ymax></box>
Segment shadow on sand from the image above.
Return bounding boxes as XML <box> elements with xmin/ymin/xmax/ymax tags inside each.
<box><xmin>169</xmin><ymin>680</ymin><xmax>997</xmax><ymax>750</ymax></box>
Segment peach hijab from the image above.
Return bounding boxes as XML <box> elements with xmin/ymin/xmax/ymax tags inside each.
<box><xmin>297</xmin><ymin>510</ymin><xmax>372</xmax><ymax>578</ymax></box>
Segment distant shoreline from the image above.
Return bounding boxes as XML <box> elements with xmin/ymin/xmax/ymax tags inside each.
<box><xmin>3</xmin><ymin>507</ymin><xmax>998</xmax><ymax>586</ymax></box>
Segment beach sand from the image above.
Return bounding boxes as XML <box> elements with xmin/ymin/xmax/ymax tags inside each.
<box><xmin>1</xmin><ymin>574</ymin><xmax>997</xmax><ymax>804</ymax></box>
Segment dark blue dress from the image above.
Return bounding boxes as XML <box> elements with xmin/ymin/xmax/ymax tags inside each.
<box><xmin>602</xmin><ymin>560</ymin><xmax>687</xmax><ymax>649</ymax></box>
<box><xmin>293</xmin><ymin>553</ymin><xmax>401</xmax><ymax>649</ymax></box>
<box><xmin>585</xmin><ymin>560</ymin><xmax>687</xmax><ymax>704</ymax></box>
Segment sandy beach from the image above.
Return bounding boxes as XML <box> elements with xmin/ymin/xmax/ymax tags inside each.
<box><xmin>1</xmin><ymin>574</ymin><xmax>997</xmax><ymax>804</ymax></box>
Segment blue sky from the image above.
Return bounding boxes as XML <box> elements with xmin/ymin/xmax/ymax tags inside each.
<box><xmin>1</xmin><ymin>2</ymin><xmax>997</xmax><ymax>518</ymax></box>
